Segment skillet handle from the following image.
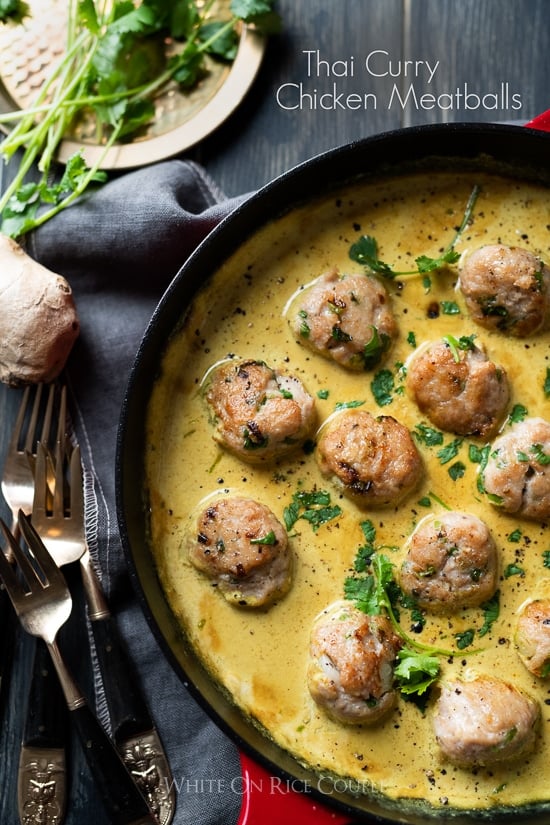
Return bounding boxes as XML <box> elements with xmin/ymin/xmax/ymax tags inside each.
<box><xmin>237</xmin><ymin>751</ymin><xmax>353</xmax><ymax>825</ymax></box>
<box><xmin>524</xmin><ymin>110</ymin><xmax>550</xmax><ymax>132</ymax></box>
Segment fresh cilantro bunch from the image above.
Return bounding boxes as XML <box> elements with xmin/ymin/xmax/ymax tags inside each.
<box><xmin>0</xmin><ymin>0</ymin><xmax>280</xmax><ymax>237</ymax></box>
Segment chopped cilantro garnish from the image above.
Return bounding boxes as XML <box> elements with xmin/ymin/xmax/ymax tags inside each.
<box><xmin>504</xmin><ymin>563</ymin><xmax>525</xmax><ymax>578</ymax></box>
<box><xmin>455</xmin><ymin>629</ymin><xmax>475</xmax><ymax>649</ymax></box>
<box><xmin>442</xmin><ymin>333</ymin><xmax>476</xmax><ymax>361</ymax></box>
<box><xmin>413</xmin><ymin>423</ymin><xmax>444</xmax><ymax>447</ymax></box>
<box><xmin>250</xmin><ymin>531</ymin><xmax>277</xmax><ymax>546</ymax></box>
<box><xmin>508</xmin><ymin>404</ymin><xmax>528</xmax><ymax>424</ymax></box>
<box><xmin>394</xmin><ymin>648</ymin><xmax>440</xmax><ymax>696</ymax></box>
<box><xmin>440</xmin><ymin>301</ymin><xmax>461</xmax><ymax>315</ymax></box>
<box><xmin>371</xmin><ymin>369</ymin><xmax>395</xmax><ymax>406</ymax></box>
<box><xmin>335</xmin><ymin>399</ymin><xmax>365</xmax><ymax>410</ymax></box>
<box><xmin>283</xmin><ymin>489</ymin><xmax>341</xmax><ymax>533</ymax></box>
<box><xmin>478</xmin><ymin>591</ymin><xmax>500</xmax><ymax>637</ymax></box>
<box><xmin>448</xmin><ymin>461</ymin><xmax>466</xmax><ymax>480</ymax></box>
<box><xmin>436</xmin><ymin>438</ymin><xmax>464</xmax><ymax>465</ymax></box>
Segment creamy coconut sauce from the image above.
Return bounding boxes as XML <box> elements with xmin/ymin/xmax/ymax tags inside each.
<box><xmin>145</xmin><ymin>171</ymin><xmax>550</xmax><ymax>813</ymax></box>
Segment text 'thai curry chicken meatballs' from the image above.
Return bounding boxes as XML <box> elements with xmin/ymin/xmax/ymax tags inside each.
<box><xmin>307</xmin><ymin>600</ymin><xmax>402</xmax><ymax>725</ymax></box>
<box><xmin>288</xmin><ymin>268</ymin><xmax>397</xmax><ymax>371</ymax></box>
<box><xmin>204</xmin><ymin>358</ymin><xmax>316</xmax><ymax>463</ymax></box>
<box><xmin>406</xmin><ymin>336</ymin><xmax>509</xmax><ymax>437</ymax></box>
<box><xmin>316</xmin><ymin>408</ymin><xmax>423</xmax><ymax>508</ymax></box>
<box><xmin>188</xmin><ymin>496</ymin><xmax>291</xmax><ymax>608</ymax></box>
<box><xmin>433</xmin><ymin>676</ymin><xmax>540</xmax><ymax>767</ymax></box>
<box><xmin>481</xmin><ymin>417</ymin><xmax>550</xmax><ymax>521</ymax></box>
<box><xmin>458</xmin><ymin>244</ymin><xmax>550</xmax><ymax>337</ymax></box>
<box><xmin>399</xmin><ymin>512</ymin><xmax>499</xmax><ymax>612</ymax></box>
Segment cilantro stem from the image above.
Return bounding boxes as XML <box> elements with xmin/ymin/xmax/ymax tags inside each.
<box><xmin>0</xmin><ymin>0</ymin><xmax>279</xmax><ymax>238</ymax></box>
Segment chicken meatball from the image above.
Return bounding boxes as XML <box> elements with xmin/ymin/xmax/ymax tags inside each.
<box><xmin>316</xmin><ymin>409</ymin><xmax>423</xmax><ymax>508</ymax></box>
<box><xmin>399</xmin><ymin>512</ymin><xmax>498</xmax><ymax>612</ymax></box>
<box><xmin>406</xmin><ymin>337</ymin><xmax>509</xmax><ymax>437</ymax></box>
<box><xmin>433</xmin><ymin>676</ymin><xmax>540</xmax><ymax>767</ymax></box>
<box><xmin>204</xmin><ymin>358</ymin><xmax>316</xmax><ymax>463</ymax></box>
<box><xmin>458</xmin><ymin>244</ymin><xmax>550</xmax><ymax>337</ymax></box>
<box><xmin>188</xmin><ymin>496</ymin><xmax>291</xmax><ymax>608</ymax></box>
<box><xmin>482</xmin><ymin>417</ymin><xmax>550</xmax><ymax>521</ymax></box>
<box><xmin>307</xmin><ymin>600</ymin><xmax>402</xmax><ymax>725</ymax></box>
<box><xmin>289</xmin><ymin>268</ymin><xmax>397</xmax><ymax>370</ymax></box>
<box><xmin>515</xmin><ymin>599</ymin><xmax>550</xmax><ymax>678</ymax></box>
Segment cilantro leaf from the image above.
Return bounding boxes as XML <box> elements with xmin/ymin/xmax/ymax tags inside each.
<box><xmin>349</xmin><ymin>235</ymin><xmax>395</xmax><ymax>278</ymax></box>
<box><xmin>283</xmin><ymin>489</ymin><xmax>341</xmax><ymax>533</ymax></box>
<box><xmin>371</xmin><ymin>369</ymin><xmax>394</xmax><ymax>406</ymax></box>
<box><xmin>394</xmin><ymin>648</ymin><xmax>440</xmax><ymax>696</ymax></box>
<box><xmin>478</xmin><ymin>591</ymin><xmax>500</xmax><ymax>637</ymax></box>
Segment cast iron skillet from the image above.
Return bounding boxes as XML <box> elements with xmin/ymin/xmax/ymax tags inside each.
<box><xmin>116</xmin><ymin>121</ymin><xmax>550</xmax><ymax>825</ymax></box>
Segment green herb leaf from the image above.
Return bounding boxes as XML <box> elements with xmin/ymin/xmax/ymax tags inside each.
<box><xmin>250</xmin><ymin>530</ymin><xmax>277</xmax><ymax>545</ymax></box>
<box><xmin>436</xmin><ymin>438</ymin><xmax>463</xmax><ymax>465</ymax></box>
<box><xmin>371</xmin><ymin>369</ymin><xmax>394</xmax><ymax>406</ymax></box>
<box><xmin>413</xmin><ymin>423</ymin><xmax>444</xmax><ymax>447</ymax></box>
<box><xmin>394</xmin><ymin>648</ymin><xmax>440</xmax><ymax>696</ymax></box>
<box><xmin>283</xmin><ymin>489</ymin><xmax>341</xmax><ymax>533</ymax></box>
<box><xmin>349</xmin><ymin>235</ymin><xmax>395</xmax><ymax>278</ymax></box>
<box><xmin>504</xmin><ymin>563</ymin><xmax>525</xmax><ymax>578</ymax></box>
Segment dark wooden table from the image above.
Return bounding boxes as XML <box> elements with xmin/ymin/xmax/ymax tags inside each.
<box><xmin>1</xmin><ymin>1</ymin><xmax>549</xmax><ymax>822</ymax></box>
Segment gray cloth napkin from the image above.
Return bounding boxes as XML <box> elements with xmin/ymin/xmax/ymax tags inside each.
<box><xmin>27</xmin><ymin>159</ymin><xmax>249</xmax><ymax>825</ymax></box>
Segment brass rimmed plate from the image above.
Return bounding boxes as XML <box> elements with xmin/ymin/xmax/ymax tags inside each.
<box><xmin>0</xmin><ymin>0</ymin><xmax>266</xmax><ymax>169</ymax></box>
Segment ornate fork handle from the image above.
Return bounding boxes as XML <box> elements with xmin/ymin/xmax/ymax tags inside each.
<box><xmin>79</xmin><ymin>547</ymin><xmax>174</xmax><ymax>824</ymax></box>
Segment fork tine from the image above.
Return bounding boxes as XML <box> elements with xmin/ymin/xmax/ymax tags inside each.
<box><xmin>69</xmin><ymin>444</ymin><xmax>84</xmax><ymax>517</ymax></box>
<box><xmin>7</xmin><ymin>384</ymin><xmax>40</xmax><ymax>454</ymax></box>
<box><xmin>22</xmin><ymin>383</ymin><xmax>45</xmax><ymax>455</ymax></box>
<box><xmin>55</xmin><ymin>384</ymin><xmax>67</xmax><ymax>447</ymax></box>
<box><xmin>31</xmin><ymin>442</ymin><xmax>49</xmax><ymax>517</ymax></box>
<box><xmin>0</xmin><ymin>516</ymin><xmax>41</xmax><ymax>593</ymax></box>
<box><xmin>0</xmin><ymin>519</ymin><xmax>26</xmax><ymax>600</ymax></box>
<box><xmin>38</xmin><ymin>383</ymin><xmax>57</xmax><ymax>448</ymax></box>
<box><xmin>18</xmin><ymin>511</ymin><xmax>66</xmax><ymax>588</ymax></box>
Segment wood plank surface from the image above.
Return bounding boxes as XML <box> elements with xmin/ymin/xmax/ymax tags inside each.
<box><xmin>0</xmin><ymin>1</ymin><xmax>549</xmax><ymax>822</ymax></box>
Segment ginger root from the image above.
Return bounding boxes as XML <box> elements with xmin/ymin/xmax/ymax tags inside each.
<box><xmin>0</xmin><ymin>235</ymin><xmax>80</xmax><ymax>386</ymax></box>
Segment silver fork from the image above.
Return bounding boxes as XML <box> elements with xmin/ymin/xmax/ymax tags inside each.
<box><xmin>18</xmin><ymin>440</ymin><xmax>84</xmax><ymax>825</ymax></box>
<box><xmin>0</xmin><ymin>511</ymin><xmax>155</xmax><ymax>825</ymax></box>
<box><xmin>1</xmin><ymin>383</ymin><xmax>56</xmax><ymax>540</ymax></box>
<box><xmin>32</xmin><ymin>431</ymin><xmax>175</xmax><ymax>825</ymax></box>
<box><xmin>0</xmin><ymin>384</ymin><xmax>59</xmax><ymax>742</ymax></box>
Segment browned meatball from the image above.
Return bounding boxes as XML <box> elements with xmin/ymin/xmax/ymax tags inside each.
<box><xmin>204</xmin><ymin>358</ymin><xmax>316</xmax><ymax>463</ymax></box>
<box><xmin>307</xmin><ymin>600</ymin><xmax>402</xmax><ymax>724</ymax></box>
<box><xmin>288</xmin><ymin>268</ymin><xmax>397</xmax><ymax>370</ymax></box>
<box><xmin>482</xmin><ymin>417</ymin><xmax>550</xmax><ymax>521</ymax></box>
<box><xmin>399</xmin><ymin>512</ymin><xmax>498</xmax><ymax>612</ymax></box>
<box><xmin>515</xmin><ymin>599</ymin><xmax>550</xmax><ymax>678</ymax></box>
<box><xmin>316</xmin><ymin>409</ymin><xmax>423</xmax><ymax>508</ymax></box>
<box><xmin>433</xmin><ymin>676</ymin><xmax>540</xmax><ymax>767</ymax></box>
<box><xmin>458</xmin><ymin>244</ymin><xmax>550</xmax><ymax>337</ymax></box>
<box><xmin>406</xmin><ymin>337</ymin><xmax>509</xmax><ymax>437</ymax></box>
<box><xmin>188</xmin><ymin>496</ymin><xmax>291</xmax><ymax>607</ymax></box>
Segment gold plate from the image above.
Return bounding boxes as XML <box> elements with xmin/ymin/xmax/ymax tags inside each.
<box><xmin>0</xmin><ymin>0</ymin><xmax>266</xmax><ymax>169</ymax></box>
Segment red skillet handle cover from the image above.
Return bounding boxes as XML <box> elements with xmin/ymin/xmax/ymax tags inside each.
<box><xmin>525</xmin><ymin>110</ymin><xmax>550</xmax><ymax>132</ymax></box>
<box><xmin>237</xmin><ymin>751</ymin><xmax>353</xmax><ymax>825</ymax></box>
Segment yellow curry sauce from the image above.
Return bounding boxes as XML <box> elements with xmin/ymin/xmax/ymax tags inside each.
<box><xmin>145</xmin><ymin>171</ymin><xmax>550</xmax><ymax>813</ymax></box>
